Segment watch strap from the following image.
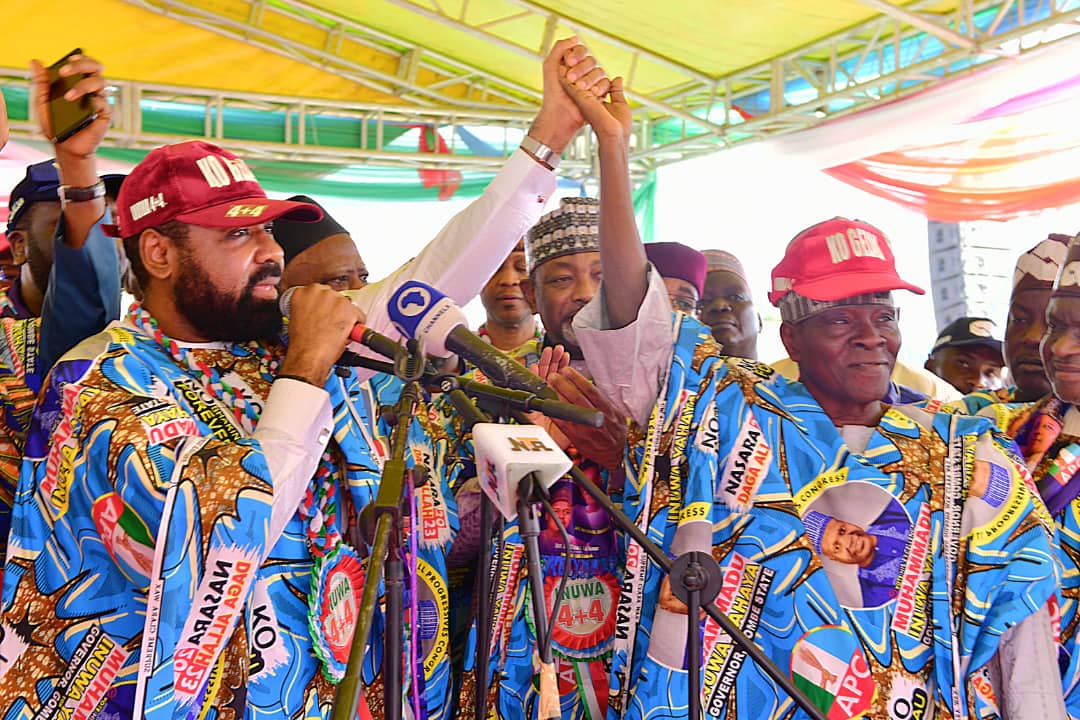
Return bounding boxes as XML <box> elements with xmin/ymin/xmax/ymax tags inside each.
<box><xmin>59</xmin><ymin>180</ymin><xmax>106</xmax><ymax>203</ymax></box>
<box><xmin>519</xmin><ymin>135</ymin><xmax>560</xmax><ymax>170</ymax></box>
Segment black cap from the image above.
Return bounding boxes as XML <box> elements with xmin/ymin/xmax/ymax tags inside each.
<box><xmin>273</xmin><ymin>195</ymin><xmax>348</xmax><ymax>265</ymax></box>
<box><xmin>931</xmin><ymin>317</ymin><xmax>1003</xmax><ymax>356</ymax></box>
<box><xmin>101</xmin><ymin>173</ymin><xmax>126</xmax><ymax>200</ymax></box>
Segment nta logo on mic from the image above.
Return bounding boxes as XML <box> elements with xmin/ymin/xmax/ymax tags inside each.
<box><xmin>507</xmin><ymin>437</ymin><xmax>554</xmax><ymax>452</ymax></box>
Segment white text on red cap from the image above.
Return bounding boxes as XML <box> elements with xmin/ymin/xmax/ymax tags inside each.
<box><xmin>130</xmin><ymin>193</ymin><xmax>167</xmax><ymax>222</ymax></box>
<box><xmin>825</xmin><ymin>228</ymin><xmax>886</xmax><ymax>264</ymax></box>
<box><xmin>196</xmin><ymin>155</ymin><xmax>257</xmax><ymax>188</ymax></box>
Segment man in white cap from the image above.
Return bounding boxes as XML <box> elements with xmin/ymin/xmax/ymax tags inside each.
<box><xmin>961</xmin><ymin>234</ymin><xmax>1080</xmax><ymax>717</ymax></box>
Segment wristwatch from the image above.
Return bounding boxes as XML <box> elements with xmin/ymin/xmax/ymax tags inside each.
<box><xmin>59</xmin><ymin>180</ymin><xmax>106</xmax><ymax>203</ymax></box>
<box><xmin>519</xmin><ymin>135</ymin><xmax>561</xmax><ymax>170</ymax></box>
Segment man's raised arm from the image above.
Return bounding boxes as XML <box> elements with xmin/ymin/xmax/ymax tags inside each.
<box><xmin>357</xmin><ymin>38</ymin><xmax>611</xmax><ymax>337</ymax></box>
<box><xmin>562</xmin><ymin>72</ymin><xmax>675</xmax><ymax>426</ymax></box>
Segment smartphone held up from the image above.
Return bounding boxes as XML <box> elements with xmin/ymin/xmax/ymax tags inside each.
<box><xmin>46</xmin><ymin>48</ymin><xmax>96</xmax><ymax>143</ymax></box>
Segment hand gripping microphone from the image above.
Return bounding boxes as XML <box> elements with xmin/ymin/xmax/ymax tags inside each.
<box><xmin>387</xmin><ymin>280</ymin><xmax>557</xmax><ymax>398</ymax></box>
<box><xmin>279</xmin><ymin>286</ymin><xmax>406</xmax><ymax>364</ymax></box>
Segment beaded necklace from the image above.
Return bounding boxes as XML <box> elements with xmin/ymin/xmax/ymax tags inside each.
<box><xmin>129</xmin><ymin>302</ymin><xmax>365</xmax><ymax>682</ymax></box>
<box><xmin>127</xmin><ymin>303</ymin><xmax>342</xmax><ymax>556</ymax></box>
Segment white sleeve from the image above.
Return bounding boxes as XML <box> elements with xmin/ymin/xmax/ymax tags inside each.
<box><xmin>986</xmin><ymin>604</ymin><xmax>1067</xmax><ymax>720</ymax></box>
<box><xmin>348</xmin><ymin>150</ymin><xmax>555</xmax><ymax>363</ymax></box>
<box><xmin>574</xmin><ymin>266</ymin><xmax>675</xmax><ymax>427</ymax></box>
<box><xmin>255</xmin><ymin>378</ymin><xmax>334</xmax><ymax>545</ymax></box>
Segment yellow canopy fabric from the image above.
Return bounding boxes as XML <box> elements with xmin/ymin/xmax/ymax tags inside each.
<box><xmin>0</xmin><ymin>0</ymin><xmax>397</xmax><ymax>103</ymax></box>
<box><xmin>0</xmin><ymin>0</ymin><xmax>964</xmax><ymax>106</ymax></box>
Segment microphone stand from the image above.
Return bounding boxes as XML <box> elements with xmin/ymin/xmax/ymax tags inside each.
<box><xmin>439</xmin><ymin>386</ymin><xmax>559</xmax><ymax>720</ymax></box>
<box><xmin>334</xmin><ymin>353</ymin><xmax>826</xmax><ymax>720</ymax></box>
<box><xmin>333</xmin><ymin>341</ymin><xmax>425</xmax><ymax>720</ymax></box>
<box><xmin>436</xmin><ymin>383</ymin><xmax>498</xmax><ymax>720</ymax></box>
<box><xmin>491</xmin><ymin>411</ymin><xmax>823</xmax><ymax>720</ymax></box>
<box><xmin>557</xmin><ymin>456</ymin><xmax>827</xmax><ymax>720</ymax></box>
<box><xmin>515</xmin><ymin>472</ymin><xmax>561</xmax><ymax>720</ymax></box>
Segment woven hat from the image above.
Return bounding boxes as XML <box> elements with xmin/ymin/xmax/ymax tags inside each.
<box><xmin>802</xmin><ymin>510</ymin><xmax>833</xmax><ymax>554</ymax></box>
<box><xmin>702</xmin><ymin>249</ymin><xmax>749</xmax><ymax>285</ymax></box>
<box><xmin>525</xmin><ymin>197</ymin><xmax>600</xmax><ymax>274</ymax></box>
<box><xmin>1014</xmin><ymin>234</ymin><xmax>1071</xmax><ymax>293</ymax></box>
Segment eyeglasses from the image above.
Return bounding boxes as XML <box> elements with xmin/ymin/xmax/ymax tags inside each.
<box><xmin>669</xmin><ymin>294</ymin><xmax>698</xmax><ymax>315</ymax></box>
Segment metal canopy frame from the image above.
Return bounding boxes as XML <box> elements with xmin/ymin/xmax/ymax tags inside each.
<box><xmin>4</xmin><ymin>0</ymin><xmax>1080</xmax><ymax>182</ymax></box>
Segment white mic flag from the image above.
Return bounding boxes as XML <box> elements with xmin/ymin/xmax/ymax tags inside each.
<box><xmin>472</xmin><ymin>424</ymin><xmax>572</xmax><ymax>521</ymax></box>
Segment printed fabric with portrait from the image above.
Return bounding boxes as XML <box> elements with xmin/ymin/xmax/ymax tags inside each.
<box><xmin>436</xmin><ymin>333</ymin><xmax>619</xmax><ymax>720</ymax></box>
<box><xmin>610</xmin><ymin>314</ymin><xmax>1059</xmax><ymax>720</ymax></box>
<box><xmin>975</xmin><ymin>395</ymin><xmax>1080</xmax><ymax>718</ymax></box>
<box><xmin>0</xmin><ymin>316</ymin><xmax>42</xmax><ymax>574</ymax></box>
<box><xmin>0</xmin><ymin>320</ymin><xmax>461</xmax><ymax>720</ymax></box>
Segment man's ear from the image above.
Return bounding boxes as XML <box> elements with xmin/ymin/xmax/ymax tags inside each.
<box><xmin>521</xmin><ymin>276</ymin><xmax>538</xmax><ymax>311</ymax></box>
<box><xmin>924</xmin><ymin>356</ymin><xmax>937</xmax><ymax>375</ymax></box>
<box><xmin>780</xmin><ymin>321</ymin><xmax>800</xmax><ymax>362</ymax></box>
<box><xmin>139</xmin><ymin>228</ymin><xmax>177</xmax><ymax>282</ymax></box>
<box><xmin>7</xmin><ymin>230</ymin><xmax>26</xmax><ymax>265</ymax></box>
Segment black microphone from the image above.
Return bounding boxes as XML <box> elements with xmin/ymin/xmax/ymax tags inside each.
<box><xmin>279</xmin><ymin>286</ymin><xmax>406</xmax><ymax>364</ymax></box>
<box><xmin>386</xmin><ymin>280</ymin><xmax>557</xmax><ymax>399</ymax></box>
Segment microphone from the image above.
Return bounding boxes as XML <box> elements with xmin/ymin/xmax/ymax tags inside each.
<box><xmin>472</xmin><ymin>422</ymin><xmax>567</xmax><ymax>719</ymax></box>
<box><xmin>387</xmin><ymin>280</ymin><xmax>556</xmax><ymax>398</ymax></box>
<box><xmin>471</xmin><ymin>423</ymin><xmax>571</xmax><ymax>521</ymax></box>
<box><xmin>279</xmin><ymin>286</ymin><xmax>406</xmax><ymax>364</ymax></box>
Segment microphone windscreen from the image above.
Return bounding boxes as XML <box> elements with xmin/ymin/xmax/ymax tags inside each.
<box><xmin>387</xmin><ymin>280</ymin><xmax>464</xmax><ymax>357</ymax></box>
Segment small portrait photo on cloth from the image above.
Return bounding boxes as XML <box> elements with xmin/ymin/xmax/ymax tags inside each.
<box><xmin>802</xmin><ymin>482</ymin><xmax>914</xmax><ymax>610</ymax></box>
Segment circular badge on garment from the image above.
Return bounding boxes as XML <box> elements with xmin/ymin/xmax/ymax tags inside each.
<box><xmin>790</xmin><ymin>626</ymin><xmax>875</xmax><ymax>720</ymax></box>
<box><xmin>308</xmin><ymin>545</ymin><xmax>365</xmax><ymax>682</ymax></box>
<box><xmin>542</xmin><ymin>573</ymin><xmax>619</xmax><ymax>658</ymax></box>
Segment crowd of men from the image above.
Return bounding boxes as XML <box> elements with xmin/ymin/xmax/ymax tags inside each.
<box><xmin>0</xmin><ymin>39</ymin><xmax>1073</xmax><ymax>720</ymax></box>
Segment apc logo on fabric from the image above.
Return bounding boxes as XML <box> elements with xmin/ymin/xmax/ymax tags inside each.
<box><xmin>790</xmin><ymin>626</ymin><xmax>875</xmax><ymax>720</ymax></box>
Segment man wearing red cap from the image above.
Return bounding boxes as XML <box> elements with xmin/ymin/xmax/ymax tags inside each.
<box><xmin>560</xmin><ymin>126</ymin><xmax>1062</xmax><ymax>719</ymax></box>
<box><xmin>0</xmin><ymin>40</ymin><xmax>612</xmax><ymax>720</ymax></box>
<box><xmin>0</xmin><ymin>135</ymin><xmax>364</xmax><ymax>720</ymax></box>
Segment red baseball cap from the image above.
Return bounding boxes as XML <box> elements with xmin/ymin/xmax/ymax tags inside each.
<box><xmin>112</xmin><ymin>140</ymin><xmax>321</xmax><ymax>238</ymax></box>
<box><xmin>768</xmin><ymin>217</ymin><xmax>924</xmax><ymax>305</ymax></box>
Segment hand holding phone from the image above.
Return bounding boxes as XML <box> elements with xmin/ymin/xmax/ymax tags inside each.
<box><xmin>29</xmin><ymin>49</ymin><xmax>111</xmax><ymax>153</ymax></box>
<box><xmin>46</xmin><ymin>48</ymin><xmax>95</xmax><ymax>143</ymax></box>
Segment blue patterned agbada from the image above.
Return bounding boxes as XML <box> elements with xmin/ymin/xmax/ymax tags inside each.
<box><xmin>0</xmin><ymin>322</ymin><xmax>461</xmax><ymax>720</ymax></box>
<box><xmin>608</xmin><ymin>314</ymin><xmax>1060</xmax><ymax>720</ymax></box>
